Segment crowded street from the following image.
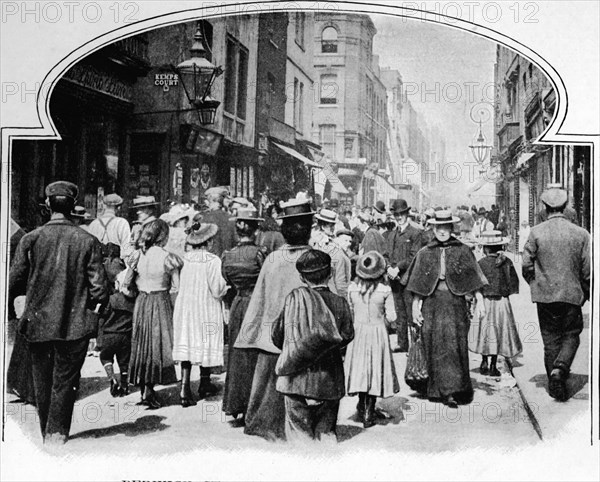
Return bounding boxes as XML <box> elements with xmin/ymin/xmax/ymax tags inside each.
<box><xmin>1</xmin><ymin>4</ymin><xmax>597</xmax><ymax>482</ymax></box>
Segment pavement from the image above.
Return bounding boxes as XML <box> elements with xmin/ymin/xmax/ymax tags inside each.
<box><xmin>2</xmin><ymin>260</ymin><xmax>592</xmax><ymax>458</ymax></box>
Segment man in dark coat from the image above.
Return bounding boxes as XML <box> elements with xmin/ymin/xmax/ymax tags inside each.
<box><xmin>386</xmin><ymin>199</ymin><xmax>424</xmax><ymax>352</ymax></box>
<box><xmin>201</xmin><ymin>187</ymin><xmax>236</xmax><ymax>257</ymax></box>
<box><xmin>522</xmin><ymin>187</ymin><xmax>590</xmax><ymax>402</ymax></box>
<box><xmin>9</xmin><ymin>181</ymin><xmax>109</xmax><ymax>445</ymax></box>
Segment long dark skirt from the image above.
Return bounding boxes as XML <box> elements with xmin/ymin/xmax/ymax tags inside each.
<box><xmin>244</xmin><ymin>352</ymin><xmax>286</xmax><ymax>441</ymax></box>
<box><xmin>222</xmin><ymin>295</ymin><xmax>259</xmax><ymax>417</ymax></box>
<box><xmin>421</xmin><ymin>285</ymin><xmax>473</xmax><ymax>401</ymax></box>
<box><xmin>128</xmin><ymin>291</ymin><xmax>177</xmax><ymax>386</ymax></box>
<box><xmin>6</xmin><ymin>332</ymin><xmax>36</xmax><ymax>405</ymax></box>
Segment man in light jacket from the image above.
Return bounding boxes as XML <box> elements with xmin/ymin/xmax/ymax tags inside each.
<box><xmin>522</xmin><ymin>187</ymin><xmax>590</xmax><ymax>402</ymax></box>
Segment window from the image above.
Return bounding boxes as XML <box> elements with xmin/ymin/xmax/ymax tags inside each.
<box><xmin>319</xmin><ymin>124</ymin><xmax>336</xmax><ymax>158</ymax></box>
<box><xmin>293</xmin><ymin>80</ymin><xmax>304</xmax><ymax>133</ymax></box>
<box><xmin>224</xmin><ymin>35</ymin><xmax>249</xmax><ymax>120</ymax></box>
<box><xmin>295</xmin><ymin>12</ymin><xmax>305</xmax><ymax>48</ymax></box>
<box><xmin>321</xmin><ymin>26</ymin><xmax>338</xmax><ymax>53</ymax></box>
<box><xmin>320</xmin><ymin>74</ymin><xmax>338</xmax><ymax>104</ymax></box>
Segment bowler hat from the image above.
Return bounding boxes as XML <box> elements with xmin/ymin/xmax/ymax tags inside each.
<box><xmin>236</xmin><ymin>208</ymin><xmax>264</xmax><ymax>222</ymax></box>
<box><xmin>315</xmin><ymin>208</ymin><xmax>338</xmax><ymax>224</ymax></box>
<box><xmin>45</xmin><ymin>181</ymin><xmax>78</xmax><ymax>199</ymax></box>
<box><xmin>280</xmin><ymin>198</ymin><xmax>316</xmax><ymax>219</ymax></box>
<box><xmin>540</xmin><ymin>187</ymin><xmax>568</xmax><ymax>209</ymax></box>
<box><xmin>477</xmin><ymin>207</ymin><xmax>487</xmax><ymax>215</ymax></box>
<box><xmin>296</xmin><ymin>249</ymin><xmax>331</xmax><ymax>274</ymax></box>
<box><xmin>477</xmin><ymin>230</ymin><xmax>510</xmax><ymax>246</ymax></box>
<box><xmin>390</xmin><ymin>198</ymin><xmax>410</xmax><ymax>214</ymax></box>
<box><xmin>186</xmin><ymin>223</ymin><xmax>218</xmax><ymax>246</ymax></box>
<box><xmin>356</xmin><ymin>251</ymin><xmax>387</xmax><ymax>280</ymax></box>
<box><xmin>103</xmin><ymin>193</ymin><xmax>123</xmax><ymax>206</ymax></box>
<box><xmin>328</xmin><ymin>198</ymin><xmax>340</xmax><ymax>208</ymax></box>
<box><xmin>428</xmin><ymin>209</ymin><xmax>460</xmax><ymax>225</ymax></box>
<box><xmin>131</xmin><ymin>196</ymin><xmax>159</xmax><ymax>209</ymax></box>
<box><xmin>373</xmin><ymin>200</ymin><xmax>386</xmax><ymax>214</ymax></box>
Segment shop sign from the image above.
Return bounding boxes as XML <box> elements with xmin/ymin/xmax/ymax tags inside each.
<box><xmin>155</xmin><ymin>72</ymin><xmax>179</xmax><ymax>92</ymax></box>
<box><xmin>63</xmin><ymin>64</ymin><xmax>133</xmax><ymax>102</ymax></box>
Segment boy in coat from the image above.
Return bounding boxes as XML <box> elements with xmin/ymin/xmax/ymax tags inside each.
<box><xmin>272</xmin><ymin>250</ymin><xmax>354</xmax><ymax>442</ymax></box>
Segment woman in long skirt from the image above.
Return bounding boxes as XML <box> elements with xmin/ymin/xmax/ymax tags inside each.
<box><xmin>221</xmin><ymin>209</ymin><xmax>266</xmax><ymax>420</ymax></box>
<box><xmin>128</xmin><ymin>219</ymin><xmax>183</xmax><ymax>409</ymax></box>
<box><xmin>403</xmin><ymin>210</ymin><xmax>488</xmax><ymax>407</ymax></box>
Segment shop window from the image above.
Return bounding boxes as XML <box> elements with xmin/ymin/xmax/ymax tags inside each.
<box><xmin>320</xmin><ymin>74</ymin><xmax>338</xmax><ymax>104</ymax></box>
<box><xmin>321</xmin><ymin>26</ymin><xmax>338</xmax><ymax>53</ymax></box>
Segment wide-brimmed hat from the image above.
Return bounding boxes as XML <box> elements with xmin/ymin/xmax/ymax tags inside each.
<box><xmin>540</xmin><ymin>187</ymin><xmax>568</xmax><ymax>208</ymax></box>
<box><xmin>428</xmin><ymin>209</ymin><xmax>460</xmax><ymax>225</ymax></box>
<box><xmin>424</xmin><ymin>207</ymin><xmax>435</xmax><ymax>218</ymax></box>
<box><xmin>477</xmin><ymin>207</ymin><xmax>487</xmax><ymax>215</ymax></box>
<box><xmin>236</xmin><ymin>208</ymin><xmax>264</xmax><ymax>222</ymax></box>
<box><xmin>131</xmin><ymin>196</ymin><xmax>159</xmax><ymax>209</ymax></box>
<box><xmin>45</xmin><ymin>181</ymin><xmax>78</xmax><ymax>199</ymax></box>
<box><xmin>390</xmin><ymin>198</ymin><xmax>410</xmax><ymax>214</ymax></box>
<box><xmin>315</xmin><ymin>208</ymin><xmax>338</xmax><ymax>224</ymax></box>
<box><xmin>296</xmin><ymin>249</ymin><xmax>331</xmax><ymax>274</ymax></box>
<box><xmin>160</xmin><ymin>203</ymin><xmax>195</xmax><ymax>225</ymax></box>
<box><xmin>356</xmin><ymin>251</ymin><xmax>387</xmax><ymax>280</ymax></box>
<box><xmin>186</xmin><ymin>223</ymin><xmax>218</xmax><ymax>246</ymax></box>
<box><xmin>280</xmin><ymin>198</ymin><xmax>316</xmax><ymax>219</ymax></box>
<box><xmin>477</xmin><ymin>230</ymin><xmax>510</xmax><ymax>246</ymax></box>
<box><xmin>103</xmin><ymin>193</ymin><xmax>123</xmax><ymax>206</ymax></box>
<box><xmin>373</xmin><ymin>200</ymin><xmax>386</xmax><ymax>214</ymax></box>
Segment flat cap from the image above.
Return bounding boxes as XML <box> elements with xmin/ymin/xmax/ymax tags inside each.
<box><xmin>103</xmin><ymin>193</ymin><xmax>123</xmax><ymax>206</ymax></box>
<box><xmin>45</xmin><ymin>181</ymin><xmax>78</xmax><ymax>199</ymax></box>
<box><xmin>296</xmin><ymin>249</ymin><xmax>331</xmax><ymax>274</ymax></box>
<box><xmin>540</xmin><ymin>187</ymin><xmax>568</xmax><ymax>208</ymax></box>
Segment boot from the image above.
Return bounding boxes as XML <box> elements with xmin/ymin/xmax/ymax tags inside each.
<box><xmin>356</xmin><ymin>393</ymin><xmax>366</xmax><ymax>422</ymax></box>
<box><xmin>489</xmin><ymin>356</ymin><xmax>501</xmax><ymax>377</ymax></box>
<box><xmin>363</xmin><ymin>395</ymin><xmax>376</xmax><ymax>429</ymax></box>
<box><xmin>180</xmin><ymin>362</ymin><xmax>196</xmax><ymax>408</ymax></box>
<box><xmin>479</xmin><ymin>356</ymin><xmax>489</xmax><ymax>375</ymax></box>
<box><xmin>103</xmin><ymin>363</ymin><xmax>121</xmax><ymax>397</ymax></box>
<box><xmin>143</xmin><ymin>384</ymin><xmax>162</xmax><ymax>410</ymax></box>
<box><xmin>198</xmin><ymin>367</ymin><xmax>219</xmax><ymax>399</ymax></box>
<box><xmin>119</xmin><ymin>371</ymin><xmax>129</xmax><ymax>396</ymax></box>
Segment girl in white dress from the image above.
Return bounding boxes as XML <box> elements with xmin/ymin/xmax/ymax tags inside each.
<box><xmin>172</xmin><ymin>222</ymin><xmax>229</xmax><ymax>407</ymax></box>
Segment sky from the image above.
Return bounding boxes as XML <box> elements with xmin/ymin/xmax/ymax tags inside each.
<box><xmin>372</xmin><ymin>14</ymin><xmax>498</xmax><ymax>207</ymax></box>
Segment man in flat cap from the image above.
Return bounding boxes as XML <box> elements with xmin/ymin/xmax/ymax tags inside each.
<box><xmin>87</xmin><ymin>193</ymin><xmax>132</xmax><ymax>260</ymax></box>
<box><xmin>522</xmin><ymin>187</ymin><xmax>590</xmax><ymax>401</ymax></box>
<box><xmin>8</xmin><ymin>181</ymin><xmax>109</xmax><ymax>445</ymax></box>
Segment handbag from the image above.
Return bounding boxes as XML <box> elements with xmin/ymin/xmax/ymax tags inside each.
<box><xmin>404</xmin><ymin>326</ymin><xmax>429</xmax><ymax>393</ymax></box>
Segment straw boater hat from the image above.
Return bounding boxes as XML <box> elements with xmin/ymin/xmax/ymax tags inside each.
<box><xmin>236</xmin><ymin>208</ymin><xmax>264</xmax><ymax>222</ymax></box>
<box><xmin>186</xmin><ymin>223</ymin><xmax>218</xmax><ymax>246</ymax></box>
<box><xmin>71</xmin><ymin>205</ymin><xmax>92</xmax><ymax>220</ymax></box>
<box><xmin>131</xmin><ymin>195</ymin><xmax>159</xmax><ymax>209</ymax></box>
<box><xmin>478</xmin><ymin>230</ymin><xmax>510</xmax><ymax>246</ymax></box>
<box><xmin>356</xmin><ymin>251</ymin><xmax>387</xmax><ymax>280</ymax></box>
<box><xmin>280</xmin><ymin>198</ymin><xmax>316</xmax><ymax>219</ymax></box>
<box><xmin>427</xmin><ymin>209</ymin><xmax>460</xmax><ymax>225</ymax></box>
<box><xmin>315</xmin><ymin>208</ymin><xmax>338</xmax><ymax>224</ymax></box>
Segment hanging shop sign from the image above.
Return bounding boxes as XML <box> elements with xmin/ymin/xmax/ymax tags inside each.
<box><xmin>155</xmin><ymin>72</ymin><xmax>179</xmax><ymax>92</ymax></box>
<box><xmin>181</xmin><ymin>123</ymin><xmax>223</xmax><ymax>156</ymax></box>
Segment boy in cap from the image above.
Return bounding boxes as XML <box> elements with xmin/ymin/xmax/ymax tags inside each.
<box><xmin>87</xmin><ymin>193</ymin><xmax>131</xmax><ymax>260</ymax></box>
<box><xmin>522</xmin><ymin>187</ymin><xmax>590</xmax><ymax>401</ymax></box>
<box><xmin>272</xmin><ymin>249</ymin><xmax>354</xmax><ymax>442</ymax></box>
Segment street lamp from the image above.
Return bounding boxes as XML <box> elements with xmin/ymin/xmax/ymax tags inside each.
<box><xmin>469</xmin><ymin>119</ymin><xmax>493</xmax><ymax>169</ymax></box>
<box><xmin>175</xmin><ymin>22</ymin><xmax>223</xmax><ymax>125</ymax></box>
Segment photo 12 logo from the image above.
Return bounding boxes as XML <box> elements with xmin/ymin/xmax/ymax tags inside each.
<box><xmin>1</xmin><ymin>2</ymin><xmax>140</xmax><ymax>24</ymax></box>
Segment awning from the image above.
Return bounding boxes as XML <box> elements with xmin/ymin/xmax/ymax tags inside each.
<box><xmin>516</xmin><ymin>152</ymin><xmax>535</xmax><ymax>169</ymax></box>
<box><xmin>273</xmin><ymin>142</ymin><xmax>321</xmax><ymax>168</ymax></box>
<box><xmin>306</xmin><ymin>146</ymin><xmax>350</xmax><ymax>194</ymax></box>
<box><xmin>337</xmin><ymin>168</ymin><xmax>359</xmax><ymax>177</ymax></box>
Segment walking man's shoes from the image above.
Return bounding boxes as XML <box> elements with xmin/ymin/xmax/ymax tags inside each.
<box><xmin>549</xmin><ymin>369</ymin><xmax>568</xmax><ymax>402</ymax></box>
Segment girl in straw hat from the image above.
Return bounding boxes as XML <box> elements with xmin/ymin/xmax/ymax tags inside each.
<box><xmin>345</xmin><ymin>251</ymin><xmax>399</xmax><ymax>428</ymax></box>
<box><xmin>469</xmin><ymin>231</ymin><xmax>522</xmax><ymax>377</ymax></box>
<box><xmin>172</xmin><ymin>222</ymin><xmax>229</xmax><ymax>406</ymax></box>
